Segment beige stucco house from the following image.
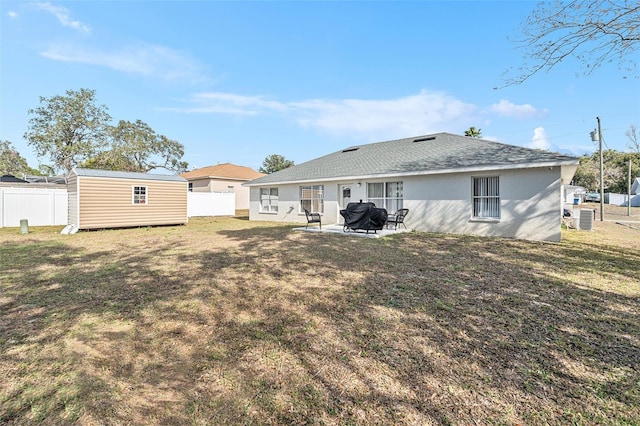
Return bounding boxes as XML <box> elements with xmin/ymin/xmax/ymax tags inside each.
<box><xmin>68</xmin><ymin>168</ymin><xmax>188</xmax><ymax>230</ymax></box>
<box><xmin>244</xmin><ymin>133</ymin><xmax>580</xmax><ymax>242</ymax></box>
<box><xmin>180</xmin><ymin>163</ymin><xmax>264</xmax><ymax>210</ymax></box>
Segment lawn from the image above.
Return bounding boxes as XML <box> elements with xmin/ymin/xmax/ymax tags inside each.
<box><xmin>1</xmin><ymin>212</ymin><xmax>639</xmax><ymax>425</ymax></box>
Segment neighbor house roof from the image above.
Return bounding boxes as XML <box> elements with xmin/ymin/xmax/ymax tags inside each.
<box><xmin>245</xmin><ymin>133</ymin><xmax>580</xmax><ymax>186</ymax></box>
<box><xmin>74</xmin><ymin>168</ymin><xmax>187</xmax><ymax>182</ymax></box>
<box><xmin>180</xmin><ymin>163</ymin><xmax>265</xmax><ymax>181</ymax></box>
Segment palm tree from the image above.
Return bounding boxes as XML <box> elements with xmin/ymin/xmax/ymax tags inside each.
<box><xmin>464</xmin><ymin>127</ymin><xmax>482</xmax><ymax>138</ymax></box>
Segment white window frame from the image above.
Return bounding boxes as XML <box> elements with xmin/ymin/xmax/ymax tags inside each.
<box><xmin>367</xmin><ymin>181</ymin><xmax>403</xmax><ymax>212</ymax></box>
<box><xmin>472</xmin><ymin>176</ymin><xmax>500</xmax><ymax>219</ymax></box>
<box><xmin>133</xmin><ymin>186</ymin><xmax>147</xmax><ymax>205</ymax></box>
<box><xmin>260</xmin><ymin>187</ymin><xmax>279</xmax><ymax>213</ymax></box>
<box><xmin>300</xmin><ymin>185</ymin><xmax>324</xmax><ymax>214</ymax></box>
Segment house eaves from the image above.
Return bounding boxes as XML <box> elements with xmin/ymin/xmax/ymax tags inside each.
<box><xmin>243</xmin><ymin>159</ymin><xmax>578</xmax><ymax>187</ymax></box>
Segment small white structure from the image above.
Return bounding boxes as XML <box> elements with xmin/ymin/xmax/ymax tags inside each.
<box><xmin>631</xmin><ymin>177</ymin><xmax>640</xmax><ymax>195</ymax></box>
<box><xmin>564</xmin><ymin>185</ymin><xmax>585</xmax><ymax>206</ymax></box>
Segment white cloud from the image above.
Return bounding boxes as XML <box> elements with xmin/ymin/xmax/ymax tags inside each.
<box><xmin>528</xmin><ymin>127</ymin><xmax>551</xmax><ymax>150</ymax></box>
<box><xmin>291</xmin><ymin>90</ymin><xmax>476</xmax><ymax>139</ymax></box>
<box><xmin>173</xmin><ymin>92</ymin><xmax>287</xmax><ymax>115</ymax></box>
<box><xmin>41</xmin><ymin>42</ymin><xmax>207</xmax><ymax>82</ymax></box>
<box><xmin>35</xmin><ymin>2</ymin><xmax>90</xmax><ymax>34</ymax></box>
<box><xmin>7</xmin><ymin>11</ymin><xmax>19</xmax><ymax>18</ymax></box>
<box><xmin>490</xmin><ymin>99</ymin><xmax>546</xmax><ymax>118</ymax></box>
<box><xmin>168</xmin><ymin>89</ymin><xmax>477</xmax><ymax>140</ymax></box>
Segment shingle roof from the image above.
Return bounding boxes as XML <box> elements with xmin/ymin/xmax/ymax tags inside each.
<box><xmin>246</xmin><ymin>133</ymin><xmax>580</xmax><ymax>186</ymax></box>
<box><xmin>74</xmin><ymin>168</ymin><xmax>187</xmax><ymax>182</ymax></box>
<box><xmin>180</xmin><ymin>163</ymin><xmax>265</xmax><ymax>181</ymax></box>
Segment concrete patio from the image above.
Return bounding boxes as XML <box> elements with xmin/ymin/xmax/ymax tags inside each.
<box><xmin>293</xmin><ymin>224</ymin><xmax>410</xmax><ymax>238</ymax></box>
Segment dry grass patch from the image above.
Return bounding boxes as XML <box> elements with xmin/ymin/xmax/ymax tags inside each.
<box><xmin>1</xmin><ymin>213</ymin><xmax>639</xmax><ymax>425</ymax></box>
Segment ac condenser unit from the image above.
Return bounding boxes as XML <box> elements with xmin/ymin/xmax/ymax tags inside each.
<box><xmin>578</xmin><ymin>209</ymin><xmax>594</xmax><ymax>231</ymax></box>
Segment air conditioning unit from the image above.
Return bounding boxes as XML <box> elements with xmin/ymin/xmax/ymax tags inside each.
<box><xmin>578</xmin><ymin>209</ymin><xmax>594</xmax><ymax>231</ymax></box>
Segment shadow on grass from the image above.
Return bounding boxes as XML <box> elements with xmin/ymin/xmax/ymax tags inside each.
<box><xmin>1</xmin><ymin>224</ymin><xmax>638</xmax><ymax>424</ymax></box>
<box><xmin>209</xmin><ymin>226</ymin><xmax>640</xmax><ymax>423</ymax></box>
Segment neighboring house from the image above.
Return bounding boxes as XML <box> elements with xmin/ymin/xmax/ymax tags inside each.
<box><xmin>244</xmin><ymin>133</ymin><xmax>580</xmax><ymax>242</ymax></box>
<box><xmin>631</xmin><ymin>177</ymin><xmax>640</xmax><ymax>195</ymax></box>
<box><xmin>68</xmin><ymin>168</ymin><xmax>188</xmax><ymax>230</ymax></box>
<box><xmin>180</xmin><ymin>163</ymin><xmax>265</xmax><ymax>210</ymax></box>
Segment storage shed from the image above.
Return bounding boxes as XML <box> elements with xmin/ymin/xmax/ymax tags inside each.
<box><xmin>68</xmin><ymin>168</ymin><xmax>188</xmax><ymax>230</ymax></box>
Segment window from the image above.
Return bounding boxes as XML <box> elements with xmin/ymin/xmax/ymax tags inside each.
<box><xmin>367</xmin><ymin>181</ymin><xmax>403</xmax><ymax>212</ymax></box>
<box><xmin>300</xmin><ymin>185</ymin><xmax>324</xmax><ymax>213</ymax></box>
<box><xmin>133</xmin><ymin>186</ymin><xmax>147</xmax><ymax>204</ymax></box>
<box><xmin>472</xmin><ymin>176</ymin><xmax>500</xmax><ymax>219</ymax></box>
<box><xmin>260</xmin><ymin>187</ymin><xmax>278</xmax><ymax>212</ymax></box>
<box><xmin>188</xmin><ymin>182</ymin><xmax>193</xmax><ymax>192</ymax></box>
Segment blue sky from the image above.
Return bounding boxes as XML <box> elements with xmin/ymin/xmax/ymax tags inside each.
<box><xmin>1</xmin><ymin>1</ymin><xmax>639</xmax><ymax>173</ymax></box>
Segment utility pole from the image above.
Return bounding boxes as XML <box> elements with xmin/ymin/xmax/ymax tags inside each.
<box><xmin>629</xmin><ymin>159</ymin><xmax>632</xmax><ymax>217</ymax></box>
<box><xmin>597</xmin><ymin>117</ymin><xmax>604</xmax><ymax>222</ymax></box>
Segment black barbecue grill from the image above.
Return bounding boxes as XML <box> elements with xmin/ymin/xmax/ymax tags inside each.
<box><xmin>339</xmin><ymin>202</ymin><xmax>388</xmax><ymax>233</ymax></box>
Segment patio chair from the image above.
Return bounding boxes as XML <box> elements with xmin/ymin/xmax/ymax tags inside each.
<box><xmin>386</xmin><ymin>208</ymin><xmax>409</xmax><ymax>230</ymax></box>
<box><xmin>304</xmin><ymin>209</ymin><xmax>321</xmax><ymax>229</ymax></box>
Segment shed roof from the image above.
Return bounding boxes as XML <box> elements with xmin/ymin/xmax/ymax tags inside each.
<box><xmin>180</xmin><ymin>163</ymin><xmax>265</xmax><ymax>181</ymax></box>
<box><xmin>246</xmin><ymin>133</ymin><xmax>580</xmax><ymax>186</ymax></box>
<box><xmin>74</xmin><ymin>168</ymin><xmax>187</xmax><ymax>182</ymax></box>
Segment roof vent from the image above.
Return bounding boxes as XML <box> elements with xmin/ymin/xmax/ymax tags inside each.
<box><xmin>413</xmin><ymin>136</ymin><xmax>436</xmax><ymax>142</ymax></box>
<box><xmin>342</xmin><ymin>147</ymin><xmax>359</xmax><ymax>153</ymax></box>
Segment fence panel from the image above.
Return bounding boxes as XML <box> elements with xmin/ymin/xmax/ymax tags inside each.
<box><xmin>1</xmin><ymin>187</ymin><xmax>68</xmax><ymax>227</ymax></box>
<box><xmin>187</xmin><ymin>192</ymin><xmax>235</xmax><ymax>217</ymax></box>
<box><xmin>607</xmin><ymin>193</ymin><xmax>640</xmax><ymax>207</ymax></box>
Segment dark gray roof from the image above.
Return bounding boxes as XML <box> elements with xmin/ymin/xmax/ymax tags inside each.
<box><xmin>246</xmin><ymin>133</ymin><xmax>580</xmax><ymax>186</ymax></box>
<box><xmin>74</xmin><ymin>168</ymin><xmax>187</xmax><ymax>182</ymax></box>
<box><xmin>1</xmin><ymin>174</ymin><xmax>28</xmax><ymax>183</ymax></box>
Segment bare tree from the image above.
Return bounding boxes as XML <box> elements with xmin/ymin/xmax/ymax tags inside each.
<box><xmin>503</xmin><ymin>1</ymin><xmax>640</xmax><ymax>86</ymax></box>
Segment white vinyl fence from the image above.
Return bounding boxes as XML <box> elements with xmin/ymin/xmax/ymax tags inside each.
<box><xmin>0</xmin><ymin>188</ymin><xmax>234</xmax><ymax>228</ymax></box>
<box><xmin>606</xmin><ymin>193</ymin><xmax>640</xmax><ymax>207</ymax></box>
<box><xmin>0</xmin><ymin>187</ymin><xmax>68</xmax><ymax>227</ymax></box>
<box><xmin>187</xmin><ymin>192</ymin><xmax>235</xmax><ymax>217</ymax></box>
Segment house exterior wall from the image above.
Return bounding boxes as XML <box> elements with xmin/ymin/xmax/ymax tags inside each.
<box><xmin>189</xmin><ymin>178</ymin><xmax>251</xmax><ymax>210</ymax></box>
<box><xmin>249</xmin><ymin>166</ymin><xmax>564</xmax><ymax>241</ymax></box>
<box><xmin>76</xmin><ymin>176</ymin><xmax>187</xmax><ymax>229</ymax></box>
<box><xmin>402</xmin><ymin>167</ymin><xmax>562</xmax><ymax>241</ymax></box>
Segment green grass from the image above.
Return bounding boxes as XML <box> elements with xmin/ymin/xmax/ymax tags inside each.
<box><xmin>1</xmin><ymin>214</ymin><xmax>639</xmax><ymax>425</ymax></box>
